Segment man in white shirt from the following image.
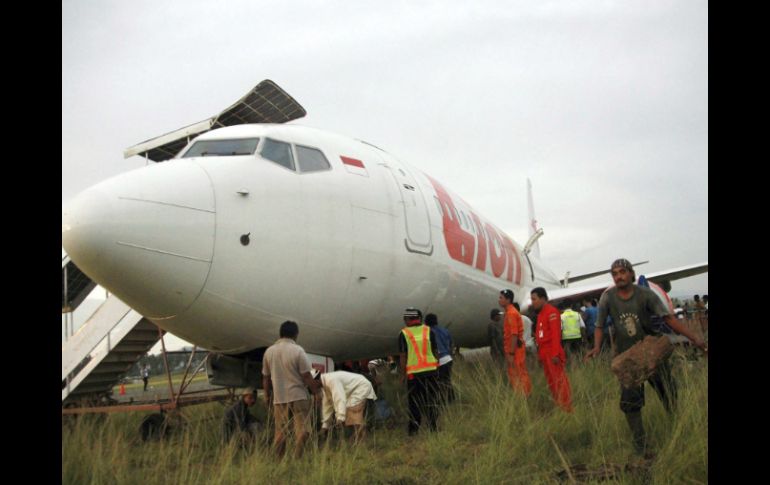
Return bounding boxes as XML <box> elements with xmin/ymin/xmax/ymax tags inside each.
<box><xmin>316</xmin><ymin>370</ymin><xmax>377</xmax><ymax>443</ymax></box>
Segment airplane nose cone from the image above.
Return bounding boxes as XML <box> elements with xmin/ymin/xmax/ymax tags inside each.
<box><xmin>62</xmin><ymin>160</ymin><xmax>215</xmax><ymax>319</ymax></box>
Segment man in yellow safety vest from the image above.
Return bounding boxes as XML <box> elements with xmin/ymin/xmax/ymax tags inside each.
<box><xmin>398</xmin><ymin>307</ymin><xmax>440</xmax><ymax>435</ymax></box>
<box><xmin>560</xmin><ymin>300</ymin><xmax>586</xmax><ymax>361</ymax></box>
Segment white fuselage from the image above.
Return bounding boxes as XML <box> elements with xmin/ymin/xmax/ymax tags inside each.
<box><xmin>62</xmin><ymin>124</ymin><xmax>561</xmax><ymax>359</ymax></box>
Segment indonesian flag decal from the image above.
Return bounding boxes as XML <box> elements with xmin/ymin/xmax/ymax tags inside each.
<box><xmin>340</xmin><ymin>156</ymin><xmax>368</xmax><ymax>177</ymax></box>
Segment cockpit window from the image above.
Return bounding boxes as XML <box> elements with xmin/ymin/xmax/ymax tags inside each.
<box><xmin>296</xmin><ymin>145</ymin><xmax>331</xmax><ymax>172</ymax></box>
<box><xmin>182</xmin><ymin>138</ymin><xmax>259</xmax><ymax>158</ymax></box>
<box><xmin>261</xmin><ymin>138</ymin><xmax>295</xmax><ymax>171</ymax></box>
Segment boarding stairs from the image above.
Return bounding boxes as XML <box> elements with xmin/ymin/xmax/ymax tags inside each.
<box><xmin>62</xmin><ymin>253</ymin><xmax>97</xmax><ymax>314</ymax></box>
<box><xmin>62</xmin><ymin>254</ymin><xmax>164</xmax><ymax>404</ymax></box>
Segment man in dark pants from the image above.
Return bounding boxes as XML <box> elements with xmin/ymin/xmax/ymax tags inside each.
<box><xmin>487</xmin><ymin>309</ymin><xmax>505</xmax><ymax>365</ymax></box>
<box><xmin>142</xmin><ymin>365</ymin><xmax>150</xmax><ymax>391</ymax></box>
<box><xmin>222</xmin><ymin>387</ymin><xmax>260</xmax><ymax>444</ymax></box>
<box><xmin>398</xmin><ymin>307</ymin><xmax>440</xmax><ymax>435</ymax></box>
<box><xmin>581</xmin><ymin>297</ymin><xmax>599</xmax><ymax>349</ymax></box>
<box><xmin>559</xmin><ymin>300</ymin><xmax>586</xmax><ymax>361</ymax></box>
<box><xmin>585</xmin><ymin>259</ymin><xmax>706</xmax><ymax>456</ymax></box>
<box><xmin>425</xmin><ymin>313</ymin><xmax>455</xmax><ymax>404</ymax></box>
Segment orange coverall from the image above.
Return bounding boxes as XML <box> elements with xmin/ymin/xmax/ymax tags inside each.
<box><xmin>504</xmin><ymin>305</ymin><xmax>532</xmax><ymax>396</ymax></box>
<box><xmin>535</xmin><ymin>303</ymin><xmax>573</xmax><ymax>412</ymax></box>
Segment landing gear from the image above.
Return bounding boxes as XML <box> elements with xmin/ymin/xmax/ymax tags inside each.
<box><xmin>140</xmin><ymin>412</ymin><xmax>170</xmax><ymax>441</ymax></box>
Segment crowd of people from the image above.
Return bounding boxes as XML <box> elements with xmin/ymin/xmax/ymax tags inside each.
<box><xmin>222</xmin><ymin>258</ymin><xmax>708</xmax><ymax>459</ymax></box>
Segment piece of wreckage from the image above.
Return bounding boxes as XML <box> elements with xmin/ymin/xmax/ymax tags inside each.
<box><xmin>610</xmin><ymin>336</ymin><xmax>674</xmax><ymax>389</ymax></box>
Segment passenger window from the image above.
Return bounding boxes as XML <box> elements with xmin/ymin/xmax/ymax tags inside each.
<box><xmin>261</xmin><ymin>138</ymin><xmax>295</xmax><ymax>171</ymax></box>
<box><xmin>296</xmin><ymin>145</ymin><xmax>331</xmax><ymax>172</ymax></box>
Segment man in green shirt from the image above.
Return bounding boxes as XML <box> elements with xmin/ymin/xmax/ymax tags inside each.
<box><xmin>585</xmin><ymin>259</ymin><xmax>706</xmax><ymax>455</ymax></box>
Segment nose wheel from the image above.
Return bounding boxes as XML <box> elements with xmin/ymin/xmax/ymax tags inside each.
<box><xmin>140</xmin><ymin>412</ymin><xmax>170</xmax><ymax>441</ymax></box>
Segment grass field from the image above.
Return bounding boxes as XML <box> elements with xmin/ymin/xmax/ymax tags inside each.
<box><xmin>62</xmin><ymin>349</ymin><xmax>707</xmax><ymax>485</ymax></box>
<box><xmin>116</xmin><ymin>372</ymin><xmax>210</xmax><ymax>392</ymax></box>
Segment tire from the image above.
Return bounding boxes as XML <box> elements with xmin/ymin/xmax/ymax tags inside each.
<box><xmin>140</xmin><ymin>413</ymin><xmax>169</xmax><ymax>441</ymax></box>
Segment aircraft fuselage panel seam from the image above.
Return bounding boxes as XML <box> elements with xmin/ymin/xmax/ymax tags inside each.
<box><xmin>117</xmin><ymin>197</ymin><xmax>215</xmax><ymax>213</ymax></box>
<box><xmin>115</xmin><ymin>242</ymin><xmax>213</xmax><ymax>263</ymax></box>
<box><xmin>350</xmin><ymin>204</ymin><xmax>396</xmax><ymax>217</ymax></box>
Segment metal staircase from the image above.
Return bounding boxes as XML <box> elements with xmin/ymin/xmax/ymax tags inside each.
<box><xmin>62</xmin><ymin>253</ymin><xmax>97</xmax><ymax>313</ymax></box>
<box><xmin>62</xmin><ymin>253</ymin><xmax>164</xmax><ymax>404</ymax></box>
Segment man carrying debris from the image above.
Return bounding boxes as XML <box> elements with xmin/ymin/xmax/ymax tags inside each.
<box><xmin>585</xmin><ymin>258</ymin><xmax>706</xmax><ymax>455</ymax></box>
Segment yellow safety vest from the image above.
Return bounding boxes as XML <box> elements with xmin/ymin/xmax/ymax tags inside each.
<box><xmin>401</xmin><ymin>325</ymin><xmax>439</xmax><ymax>376</ymax></box>
<box><xmin>561</xmin><ymin>310</ymin><xmax>582</xmax><ymax>340</ymax></box>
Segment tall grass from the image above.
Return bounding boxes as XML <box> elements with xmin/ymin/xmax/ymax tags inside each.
<box><xmin>62</xmin><ymin>349</ymin><xmax>707</xmax><ymax>484</ymax></box>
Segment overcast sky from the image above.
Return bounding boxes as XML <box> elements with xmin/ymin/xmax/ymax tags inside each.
<box><xmin>63</xmin><ymin>1</ymin><xmax>707</xmax><ymax>349</ymax></box>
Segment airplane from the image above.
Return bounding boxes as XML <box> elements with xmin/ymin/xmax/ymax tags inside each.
<box><xmin>62</xmin><ymin>80</ymin><xmax>707</xmax><ymax>387</ymax></box>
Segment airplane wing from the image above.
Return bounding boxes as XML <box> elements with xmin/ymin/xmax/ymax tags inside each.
<box><xmin>642</xmin><ymin>262</ymin><xmax>709</xmax><ymax>286</ymax></box>
<box><xmin>559</xmin><ymin>260</ymin><xmax>648</xmax><ymax>286</ymax></box>
<box><xmin>124</xmin><ymin>79</ymin><xmax>306</xmax><ymax>162</ymax></box>
<box><xmin>531</xmin><ymin>261</ymin><xmax>708</xmax><ymax>310</ymax></box>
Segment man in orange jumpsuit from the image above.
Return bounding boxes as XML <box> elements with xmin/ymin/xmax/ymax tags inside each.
<box><xmin>530</xmin><ymin>287</ymin><xmax>573</xmax><ymax>412</ymax></box>
<box><xmin>499</xmin><ymin>289</ymin><xmax>532</xmax><ymax>396</ymax></box>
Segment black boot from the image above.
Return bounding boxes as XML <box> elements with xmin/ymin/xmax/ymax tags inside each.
<box><xmin>625</xmin><ymin>411</ymin><xmax>647</xmax><ymax>455</ymax></box>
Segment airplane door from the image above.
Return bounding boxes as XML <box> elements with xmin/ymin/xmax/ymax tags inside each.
<box><xmin>381</xmin><ymin>155</ymin><xmax>433</xmax><ymax>255</ymax></box>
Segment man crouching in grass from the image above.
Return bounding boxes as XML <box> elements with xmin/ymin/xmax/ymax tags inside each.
<box><xmin>316</xmin><ymin>369</ymin><xmax>377</xmax><ymax>444</ymax></box>
<box><xmin>222</xmin><ymin>387</ymin><xmax>261</xmax><ymax>446</ymax></box>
